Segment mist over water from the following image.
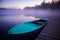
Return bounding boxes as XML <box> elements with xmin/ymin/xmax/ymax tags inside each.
<box><xmin>0</xmin><ymin>9</ymin><xmax>60</xmax><ymax>26</ymax></box>
<box><xmin>0</xmin><ymin>9</ymin><xmax>60</xmax><ymax>34</ymax></box>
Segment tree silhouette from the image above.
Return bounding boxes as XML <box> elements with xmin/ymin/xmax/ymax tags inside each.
<box><xmin>35</xmin><ymin>0</ymin><xmax>60</xmax><ymax>9</ymax></box>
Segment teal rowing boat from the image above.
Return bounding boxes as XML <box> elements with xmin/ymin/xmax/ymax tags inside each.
<box><xmin>8</xmin><ymin>18</ymin><xmax>48</xmax><ymax>40</ymax></box>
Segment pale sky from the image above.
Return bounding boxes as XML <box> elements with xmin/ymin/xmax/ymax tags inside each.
<box><xmin>0</xmin><ymin>0</ymin><xmax>58</xmax><ymax>9</ymax></box>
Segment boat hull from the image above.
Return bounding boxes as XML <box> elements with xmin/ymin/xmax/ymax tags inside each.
<box><xmin>8</xmin><ymin>18</ymin><xmax>48</xmax><ymax>40</ymax></box>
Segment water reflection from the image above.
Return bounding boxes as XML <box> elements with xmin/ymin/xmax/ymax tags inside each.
<box><xmin>0</xmin><ymin>14</ymin><xmax>39</xmax><ymax>23</ymax></box>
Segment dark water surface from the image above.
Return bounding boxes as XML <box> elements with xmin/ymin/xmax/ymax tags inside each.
<box><xmin>0</xmin><ymin>9</ymin><xmax>60</xmax><ymax>40</ymax></box>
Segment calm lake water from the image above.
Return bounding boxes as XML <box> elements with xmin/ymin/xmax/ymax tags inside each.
<box><xmin>0</xmin><ymin>9</ymin><xmax>60</xmax><ymax>40</ymax></box>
